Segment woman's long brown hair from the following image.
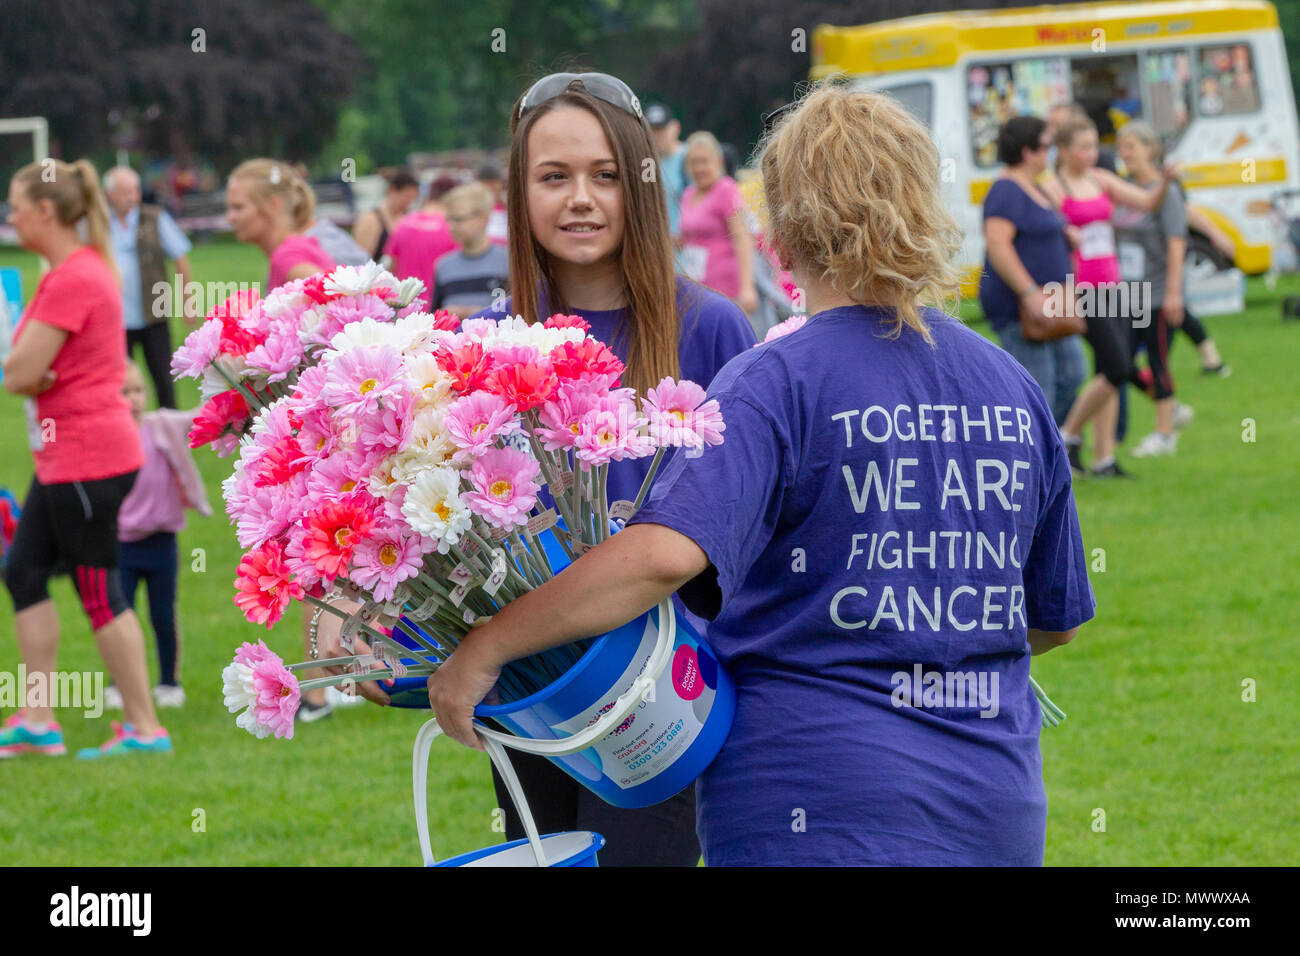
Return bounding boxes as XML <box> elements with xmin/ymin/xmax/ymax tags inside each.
<box><xmin>507</xmin><ymin>84</ymin><xmax>681</xmax><ymax>396</ymax></box>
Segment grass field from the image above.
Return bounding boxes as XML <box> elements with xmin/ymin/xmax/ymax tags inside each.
<box><xmin>1</xmin><ymin>237</ymin><xmax>1297</xmax><ymax>866</ymax></box>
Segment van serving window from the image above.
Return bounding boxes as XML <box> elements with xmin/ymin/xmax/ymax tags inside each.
<box><xmin>874</xmin><ymin>81</ymin><xmax>934</xmax><ymax>130</ymax></box>
<box><xmin>1195</xmin><ymin>43</ymin><xmax>1260</xmax><ymax>116</ymax></box>
<box><xmin>968</xmin><ymin>58</ymin><xmax>1070</xmax><ymax>168</ymax></box>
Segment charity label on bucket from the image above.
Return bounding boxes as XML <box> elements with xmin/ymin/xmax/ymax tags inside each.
<box><xmin>552</xmin><ymin>613</ymin><xmax>719</xmax><ymax>790</ymax></box>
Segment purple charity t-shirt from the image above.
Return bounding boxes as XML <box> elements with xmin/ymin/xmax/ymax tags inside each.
<box><xmin>470</xmin><ymin>277</ymin><xmax>758</xmax><ymax>633</ymax></box>
<box><xmin>630</xmin><ymin>304</ymin><xmax>1096</xmax><ymax>866</ymax></box>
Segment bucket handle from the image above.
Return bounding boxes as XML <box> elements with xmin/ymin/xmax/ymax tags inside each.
<box><xmin>468</xmin><ymin>597</ymin><xmax>678</xmax><ymax>758</ymax></box>
<box><xmin>413</xmin><ymin>718</ymin><xmax>549</xmax><ymax>867</ymax></box>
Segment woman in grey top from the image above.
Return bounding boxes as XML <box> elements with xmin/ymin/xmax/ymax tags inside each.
<box><xmin>1113</xmin><ymin>122</ymin><xmax>1190</xmax><ymax>458</ymax></box>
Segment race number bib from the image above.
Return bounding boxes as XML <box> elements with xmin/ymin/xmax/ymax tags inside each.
<box><xmin>681</xmin><ymin>245</ymin><xmax>709</xmax><ymax>281</ymax></box>
<box><xmin>1079</xmin><ymin>221</ymin><xmax>1117</xmax><ymax>261</ymax></box>
<box><xmin>1118</xmin><ymin>241</ymin><xmax>1146</xmax><ymax>281</ymax></box>
<box><xmin>24</xmin><ymin>399</ymin><xmax>44</xmax><ymax>452</ymax></box>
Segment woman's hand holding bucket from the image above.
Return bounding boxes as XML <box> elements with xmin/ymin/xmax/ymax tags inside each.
<box><xmin>315</xmin><ymin>601</ymin><xmax>392</xmax><ymax>706</ymax></box>
<box><xmin>427</xmin><ymin>618</ymin><xmax>504</xmax><ymax>749</ymax></box>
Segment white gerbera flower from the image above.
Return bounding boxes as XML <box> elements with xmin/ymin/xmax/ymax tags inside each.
<box><xmin>221</xmin><ymin>661</ymin><xmax>258</xmax><ymax>716</ymax></box>
<box><xmin>328</xmin><ymin>316</ymin><xmax>403</xmax><ymax>354</ymax></box>
<box><xmin>199</xmin><ymin>356</ymin><xmax>251</xmax><ymax>402</ymax></box>
<box><xmin>324</xmin><ymin>262</ymin><xmax>399</xmax><ymax>297</ymax></box>
<box><xmin>402</xmin><ymin>466</ymin><xmax>472</xmax><ymax>549</ymax></box>
<box><xmin>404</xmin><ymin>353</ymin><xmax>456</xmax><ymax>409</ymax></box>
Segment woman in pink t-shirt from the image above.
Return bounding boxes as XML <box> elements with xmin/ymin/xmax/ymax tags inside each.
<box><xmin>225</xmin><ymin>159</ymin><xmax>337</xmax><ymax>292</ymax></box>
<box><xmin>2</xmin><ymin>158</ymin><xmax>169</xmax><ymax>757</ymax></box>
<box><xmin>679</xmin><ymin>131</ymin><xmax>758</xmax><ymax>315</ymax></box>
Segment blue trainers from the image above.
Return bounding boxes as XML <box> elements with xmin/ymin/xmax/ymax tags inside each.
<box><xmin>76</xmin><ymin>721</ymin><xmax>172</xmax><ymax>759</ymax></box>
<box><xmin>0</xmin><ymin>713</ymin><xmax>67</xmax><ymax>756</ymax></box>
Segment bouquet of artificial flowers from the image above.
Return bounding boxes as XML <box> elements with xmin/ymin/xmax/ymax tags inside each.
<box><xmin>201</xmin><ymin>265</ymin><xmax>725</xmax><ymax>739</ymax></box>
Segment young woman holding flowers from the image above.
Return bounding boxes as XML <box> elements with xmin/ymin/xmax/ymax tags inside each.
<box><xmin>2</xmin><ymin>159</ymin><xmax>169</xmax><ymax>757</ymax></box>
<box><xmin>428</xmin><ymin>85</ymin><xmax>1095</xmax><ymax>865</ymax></box>
<box><xmin>326</xmin><ymin>72</ymin><xmax>755</xmax><ymax>865</ymax></box>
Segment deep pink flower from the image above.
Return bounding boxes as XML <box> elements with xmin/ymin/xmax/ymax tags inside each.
<box><xmin>431</xmin><ymin>309</ymin><xmax>462</xmax><ymax>332</ymax></box>
<box><xmin>436</xmin><ymin>340</ymin><xmax>493</xmax><ymax>393</ymax></box>
<box><xmin>550</xmin><ymin>338</ymin><xmax>623</xmax><ymax>388</ymax></box>
<box><xmin>485</xmin><ymin>361</ymin><xmax>558</xmax><ymax>412</ymax></box>
<box><xmin>301</xmin><ymin>497</ymin><xmax>376</xmax><ymax>581</ymax></box>
<box><xmin>643</xmin><ymin>377</ymin><xmax>726</xmax><ymax>449</ymax></box>
<box><xmin>544</xmin><ymin>313</ymin><xmax>591</xmax><ymax>333</ymax></box>
<box><xmin>445</xmin><ymin>391</ymin><xmax>520</xmax><ymax>454</ymax></box>
<box><xmin>534</xmin><ymin>380</ymin><xmax>604</xmax><ymax>451</ymax></box>
<box><xmin>233</xmin><ymin>539</ymin><xmax>305</xmax><ymax>628</ymax></box>
<box><xmin>189</xmin><ymin>390</ymin><xmax>250</xmax><ymax>452</ymax></box>
<box><xmin>460</xmin><ymin>447</ymin><xmax>542</xmax><ymax>528</ymax></box>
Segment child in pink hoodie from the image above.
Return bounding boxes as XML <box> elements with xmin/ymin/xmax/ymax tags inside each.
<box><xmin>111</xmin><ymin>363</ymin><xmax>212</xmax><ymax>708</ymax></box>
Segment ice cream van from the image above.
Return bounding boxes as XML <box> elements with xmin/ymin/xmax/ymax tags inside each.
<box><xmin>810</xmin><ymin>0</ymin><xmax>1300</xmax><ymax>294</ymax></box>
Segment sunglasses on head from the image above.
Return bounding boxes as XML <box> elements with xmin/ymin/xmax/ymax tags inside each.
<box><xmin>761</xmin><ymin>101</ymin><xmax>798</xmax><ymax>136</ymax></box>
<box><xmin>519</xmin><ymin>73</ymin><xmax>644</xmax><ymax>122</ymax></box>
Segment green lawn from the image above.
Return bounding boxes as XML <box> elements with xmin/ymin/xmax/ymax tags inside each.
<box><xmin>1</xmin><ymin>238</ymin><xmax>1296</xmax><ymax>865</ymax></box>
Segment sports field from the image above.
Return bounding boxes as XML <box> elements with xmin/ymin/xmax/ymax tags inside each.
<box><xmin>1</xmin><ymin>239</ymin><xmax>1296</xmax><ymax>865</ymax></box>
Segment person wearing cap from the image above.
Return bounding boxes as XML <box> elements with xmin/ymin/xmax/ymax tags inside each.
<box><xmin>647</xmin><ymin>104</ymin><xmax>688</xmax><ymax>252</ymax></box>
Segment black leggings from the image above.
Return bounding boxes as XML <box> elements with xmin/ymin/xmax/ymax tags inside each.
<box><xmin>120</xmin><ymin>532</ymin><xmax>180</xmax><ymax>685</ymax></box>
<box><xmin>1179</xmin><ymin>310</ymin><xmax>1209</xmax><ymax>347</ymax></box>
<box><xmin>490</xmin><ymin>750</ymin><xmax>701</xmax><ymax>866</ymax></box>
<box><xmin>4</xmin><ymin>471</ymin><xmax>138</xmax><ymax>629</ymax></box>
<box><xmin>1082</xmin><ymin>302</ymin><xmax>1133</xmax><ymax>388</ymax></box>
<box><xmin>1130</xmin><ymin>305</ymin><xmax>1176</xmax><ymax>401</ymax></box>
<box><xmin>126</xmin><ymin>323</ymin><xmax>176</xmax><ymax>408</ymax></box>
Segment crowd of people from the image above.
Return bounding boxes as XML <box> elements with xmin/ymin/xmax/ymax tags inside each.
<box><xmin>980</xmin><ymin>102</ymin><xmax>1232</xmax><ymax>477</ymax></box>
<box><xmin>5</xmin><ymin>67</ymin><xmax>1247</xmax><ymax>865</ymax></box>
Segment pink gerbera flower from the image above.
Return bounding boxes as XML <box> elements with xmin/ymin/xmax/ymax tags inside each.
<box><xmin>534</xmin><ymin>380</ymin><xmax>604</xmax><ymax>451</ymax></box>
<box><xmin>233</xmin><ymin>538</ymin><xmax>305</xmax><ymax>627</ymax></box>
<box><xmin>643</xmin><ymin>377</ymin><xmax>726</xmax><ymax>449</ymax></box>
<box><xmin>319</xmin><ymin>345</ymin><xmax>407</xmax><ymax>418</ymax></box>
<box><xmin>460</xmin><ymin>447</ymin><xmax>542</xmax><ymax>528</ymax></box>
<box><xmin>251</xmin><ymin>654</ymin><xmax>300</xmax><ymax>739</ymax></box>
<box><xmin>171</xmin><ymin>319</ymin><xmax>223</xmax><ymax>379</ymax></box>
<box><xmin>574</xmin><ymin>396</ymin><xmax>655</xmax><ymax>467</ymax></box>
<box><xmin>445</xmin><ymin>391</ymin><xmax>520</xmax><ymax>454</ymax></box>
<box><xmin>349</xmin><ymin>520</ymin><xmax>423</xmax><ymax>603</ymax></box>
<box><xmin>431</xmin><ymin>309</ymin><xmax>462</xmax><ymax>332</ymax></box>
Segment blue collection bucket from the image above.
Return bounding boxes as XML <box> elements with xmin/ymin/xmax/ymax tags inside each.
<box><xmin>390</xmin><ymin>526</ymin><xmax>737</xmax><ymax>810</ymax></box>
<box><xmin>413</xmin><ymin>718</ymin><xmax>605</xmax><ymax>866</ymax></box>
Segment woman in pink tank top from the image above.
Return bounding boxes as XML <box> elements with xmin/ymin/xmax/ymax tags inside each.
<box><xmin>1039</xmin><ymin>115</ymin><xmax>1175</xmax><ymax>477</ymax></box>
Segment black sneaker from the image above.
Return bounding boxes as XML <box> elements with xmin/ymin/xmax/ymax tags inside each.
<box><xmin>1200</xmin><ymin>363</ymin><xmax>1232</xmax><ymax>377</ymax></box>
<box><xmin>1090</xmin><ymin>459</ymin><xmax>1133</xmax><ymax>479</ymax></box>
<box><xmin>1066</xmin><ymin>441</ymin><xmax>1084</xmax><ymax>474</ymax></box>
<box><xmin>297</xmin><ymin>697</ymin><xmax>334</xmax><ymax>723</ymax></box>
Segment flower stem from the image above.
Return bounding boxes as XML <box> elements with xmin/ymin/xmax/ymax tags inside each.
<box><xmin>631</xmin><ymin>446</ymin><xmax>666</xmax><ymax>511</ymax></box>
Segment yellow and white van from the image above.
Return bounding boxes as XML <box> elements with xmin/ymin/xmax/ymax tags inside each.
<box><xmin>810</xmin><ymin>0</ymin><xmax>1300</xmax><ymax>291</ymax></box>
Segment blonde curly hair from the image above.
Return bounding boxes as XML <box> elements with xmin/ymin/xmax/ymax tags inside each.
<box><xmin>758</xmin><ymin>84</ymin><xmax>963</xmax><ymax>344</ymax></box>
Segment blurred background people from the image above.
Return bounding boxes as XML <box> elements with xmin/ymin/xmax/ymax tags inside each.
<box><xmin>384</xmin><ymin>173</ymin><xmax>459</xmax><ymax>309</ymax></box>
<box><xmin>432</xmin><ymin>182</ymin><xmax>509</xmax><ymax>318</ymax></box>
<box><xmin>981</xmin><ymin>116</ymin><xmax>1085</xmax><ymax>426</ymax></box>
<box><xmin>680</xmin><ymin>130</ymin><xmax>758</xmax><ymax>316</ymax></box>
<box><xmin>353</xmin><ymin>166</ymin><xmax>420</xmax><ymax>260</ymax></box>
<box><xmin>105</xmin><ymin>166</ymin><xmax>194</xmax><ymax>409</ymax></box>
